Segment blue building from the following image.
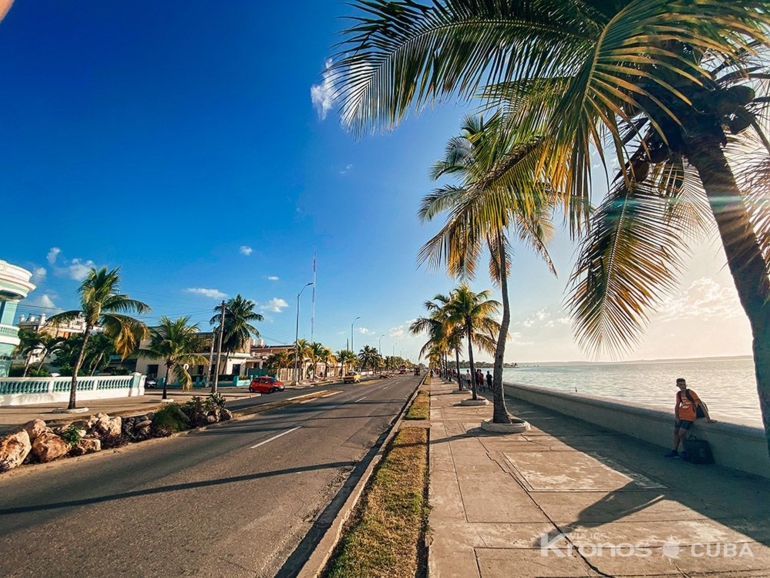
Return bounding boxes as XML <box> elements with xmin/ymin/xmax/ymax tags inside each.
<box><xmin>0</xmin><ymin>260</ymin><xmax>35</xmax><ymax>376</ymax></box>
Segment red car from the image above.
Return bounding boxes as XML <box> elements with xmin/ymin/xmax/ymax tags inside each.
<box><xmin>248</xmin><ymin>376</ymin><xmax>285</xmax><ymax>393</ymax></box>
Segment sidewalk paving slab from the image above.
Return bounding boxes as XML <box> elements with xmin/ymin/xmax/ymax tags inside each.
<box><xmin>428</xmin><ymin>381</ymin><xmax>770</xmax><ymax>578</ymax></box>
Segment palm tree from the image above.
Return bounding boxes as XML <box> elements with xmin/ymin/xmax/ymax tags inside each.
<box><xmin>358</xmin><ymin>345</ymin><xmax>381</xmax><ymax>372</ymax></box>
<box><xmin>290</xmin><ymin>338</ymin><xmax>313</xmax><ymax>382</ymax></box>
<box><xmin>329</xmin><ymin>0</ymin><xmax>770</xmax><ymax>452</ymax></box>
<box><xmin>48</xmin><ymin>267</ymin><xmax>150</xmax><ymax>409</ymax></box>
<box><xmin>264</xmin><ymin>350</ymin><xmax>290</xmax><ymax>379</ymax></box>
<box><xmin>140</xmin><ymin>316</ymin><xmax>208</xmax><ymax>400</ymax></box>
<box><xmin>308</xmin><ymin>342</ymin><xmax>327</xmax><ymax>380</ymax></box>
<box><xmin>14</xmin><ymin>328</ymin><xmax>42</xmax><ymax>377</ymax></box>
<box><xmin>444</xmin><ymin>285</ymin><xmax>500</xmax><ymax>401</ymax></box>
<box><xmin>336</xmin><ymin>349</ymin><xmax>358</xmax><ymax>375</ymax></box>
<box><xmin>318</xmin><ymin>346</ymin><xmax>337</xmax><ymax>379</ymax></box>
<box><xmin>210</xmin><ymin>295</ymin><xmax>263</xmax><ymax>375</ymax></box>
<box><xmin>33</xmin><ymin>334</ymin><xmax>65</xmax><ymax>372</ymax></box>
<box><xmin>84</xmin><ymin>333</ymin><xmax>116</xmax><ymax>375</ymax></box>
<box><xmin>421</xmin><ymin>114</ymin><xmax>556</xmax><ymax>423</ymax></box>
<box><xmin>410</xmin><ymin>293</ymin><xmax>464</xmax><ymax>389</ymax></box>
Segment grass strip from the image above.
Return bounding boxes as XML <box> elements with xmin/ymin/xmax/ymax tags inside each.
<box><xmin>404</xmin><ymin>389</ymin><xmax>429</xmax><ymax>420</ymax></box>
<box><xmin>324</xmin><ymin>427</ymin><xmax>429</xmax><ymax>578</ymax></box>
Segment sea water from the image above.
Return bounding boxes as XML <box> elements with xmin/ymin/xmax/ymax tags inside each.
<box><xmin>501</xmin><ymin>356</ymin><xmax>762</xmax><ymax>427</ymax></box>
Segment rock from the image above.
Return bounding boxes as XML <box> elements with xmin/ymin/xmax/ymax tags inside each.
<box><xmin>13</xmin><ymin>419</ymin><xmax>50</xmax><ymax>442</ymax></box>
<box><xmin>31</xmin><ymin>432</ymin><xmax>70</xmax><ymax>463</ymax></box>
<box><xmin>220</xmin><ymin>409</ymin><xmax>233</xmax><ymax>421</ymax></box>
<box><xmin>0</xmin><ymin>431</ymin><xmax>32</xmax><ymax>472</ymax></box>
<box><xmin>69</xmin><ymin>438</ymin><xmax>101</xmax><ymax>456</ymax></box>
<box><xmin>91</xmin><ymin>415</ymin><xmax>122</xmax><ymax>439</ymax></box>
<box><xmin>205</xmin><ymin>414</ymin><xmax>218</xmax><ymax>424</ymax></box>
<box><xmin>133</xmin><ymin>422</ymin><xmax>152</xmax><ymax>441</ymax></box>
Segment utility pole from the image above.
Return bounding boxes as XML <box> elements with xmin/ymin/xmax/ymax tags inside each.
<box><xmin>212</xmin><ymin>300</ymin><xmax>226</xmax><ymax>394</ymax></box>
<box><xmin>207</xmin><ymin>325</ymin><xmax>216</xmax><ymax>387</ymax></box>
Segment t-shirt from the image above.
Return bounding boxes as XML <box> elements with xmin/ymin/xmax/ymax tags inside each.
<box><xmin>676</xmin><ymin>389</ymin><xmax>701</xmax><ymax>421</ymax></box>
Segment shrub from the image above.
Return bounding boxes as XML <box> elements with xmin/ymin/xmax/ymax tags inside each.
<box><xmin>206</xmin><ymin>392</ymin><xmax>226</xmax><ymax>410</ymax></box>
<box><xmin>151</xmin><ymin>403</ymin><xmax>190</xmax><ymax>435</ymax></box>
<box><xmin>60</xmin><ymin>424</ymin><xmax>83</xmax><ymax>446</ymax></box>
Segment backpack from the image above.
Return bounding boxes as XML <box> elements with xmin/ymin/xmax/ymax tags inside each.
<box><xmin>679</xmin><ymin>389</ymin><xmax>706</xmax><ymax>419</ymax></box>
<box><xmin>683</xmin><ymin>435</ymin><xmax>715</xmax><ymax>464</ymax></box>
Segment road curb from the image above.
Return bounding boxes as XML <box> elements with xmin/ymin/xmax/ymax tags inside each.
<box><xmin>296</xmin><ymin>377</ymin><xmax>427</xmax><ymax>578</ymax></box>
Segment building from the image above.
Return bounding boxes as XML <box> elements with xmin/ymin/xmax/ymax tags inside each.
<box><xmin>18</xmin><ymin>312</ymin><xmax>90</xmax><ymax>339</ymax></box>
<box><xmin>0</xmin><ymin>260</ymin><xmax>36</xmax><ymax>377</ymax></box>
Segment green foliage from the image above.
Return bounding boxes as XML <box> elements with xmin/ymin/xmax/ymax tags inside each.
<box><xmin>151</xmin><ymin>403</ymin><xmax>190</xmax><ymax>435</ymax></box>
<box><xmin>59</xmin><ymin>424</ymin><xmax>83</xmax><ymax>446</ymax></box>
<box><xmin>206</xmin><ymin>393</ymin><xmax>226</xmax><ymax>410</ymax></box>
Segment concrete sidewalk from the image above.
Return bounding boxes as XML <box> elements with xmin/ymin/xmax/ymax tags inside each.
<box><xmin>428</xmin><ymin>380</ymin><xmax>770</xmax><ymax>577</ymax></box>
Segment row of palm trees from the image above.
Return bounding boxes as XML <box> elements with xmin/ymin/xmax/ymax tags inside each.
<box><xmin>327</xmin><ymin>0</ymin><xmax>770</xmax><ymax>451</ymax></box>
<box><xmin>31</xmin><ymin>266</ymin><xmax>410</xmax><ymax>408</ymax></box>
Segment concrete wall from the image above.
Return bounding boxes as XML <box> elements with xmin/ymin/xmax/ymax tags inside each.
<box><xmin>503</xmin><ymin>382</ymin><xmax>770</xmax><ymax>480</ymax></box>
<box><xmin>0</xmin><ymin>373</ymin><xmax>145</xmax><ymax>406</ymax></box>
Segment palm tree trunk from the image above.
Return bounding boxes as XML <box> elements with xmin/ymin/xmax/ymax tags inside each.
<box><xmin>492</xmin><ymin>229</ymin><xmax>512</xmax><ymax>423</ymax></box>
<box><xmin>467</xmin><ymin>322</ymin><xmax>477</xmax><ymax>400</ymax></box>
<box><xmin>687</xmin><ymin>140</ymin><xmax>770</xmax><ymax>456</ymax></box>
<box><xmin>22</xmin><ymin>353</ymin><xmax>33</xmax><ymax>378</ymax></box>
<box><xmin>162</xmin><ymin>363</ymin><xmax>171</xmax><ymax>400</ymax></box>
<box><xmin>455</xmin><ymin>349</ymin><xmax>462</xmax><ymax>389</ymax></box>
<box><xmin>69</xmin><ymin>327</ymin><xmax>92</xmax><ymax>409</ymax></box>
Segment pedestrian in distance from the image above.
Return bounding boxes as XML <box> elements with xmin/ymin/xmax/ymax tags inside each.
<box><xmin>665</xmin><ymin>377</ymin><xmax>716</xmax><ymax>458</ymax></box>
<box><xmin>476</xmin><ymin>369</ymin><xmax>484</xmax><ymax>391</ymax></box>
<box><xmin>486</xmin><ymin>371</ymin><xmax>493</xmax><ymax>392</ymax></box>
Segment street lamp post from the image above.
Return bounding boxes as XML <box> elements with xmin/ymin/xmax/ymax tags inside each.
<box><xmin>378</xmin><ymin>334</ymin><xmax>384</xmax><ymax>356</ymax></box>
<box><xmin>350</xmin><ymin>316</ymin><xmax>360</xmax><ymax>353</ymax></box>
<box><xmin>294</xmin><ymin>282</ymin><xmax>313</xmax><ymax>384</ymax></box>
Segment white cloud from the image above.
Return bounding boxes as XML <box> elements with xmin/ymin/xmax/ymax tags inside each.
<box><xmin>358</xmin><ymin>326</ymin><xmax>375</xmax><ymax>336</ymax></box>
<box><xmin>389</xmin><ymin>326</ymin><xmax>406</xmax><ymax>339</ymax></box>
<box><xmin>267</xmin><ymin>276</ymin><xmax>279</xmax><ymax>281</ymax></box>
<box><xmin>239</xmin><ymin>245</ymin><xmax>253</xmax><ymax>256</ymax></box>
<box><xmin>340</xmin><ymin>164</ymin><xmax>353</xmax><ymax>175</ymax></box>
<box><xmin>46</xmin><ymin>247</ymin><xmax>60</xmax><ymax>265</ymax></box>
<box><xmin>26</xmin><ymin>294</ymin><xmax>59</xmax><ymax>311</ymax></box>
<box><xmin>311</xmin><ymin>59</ymin><xmax>335</xmax><ymax>120</ymax></box>
<box><xmin>66</xmin><ymin>258</ymin><xmax>96</xmax><ymax>281</ymax></box>
<box><xmin>656</xmin><ymin>278</ymin><xmax>742</xmax><ymax>322</ymax></box>
<box><xmin>31</xmin><ymin>267</ymin><xmax>47</xmax><ymax>283</ymax></box>
<box><xmin>185</xmin><ymin>288</ymin><xmax>227</xmax><ymax>299</ymax></box>
<box><xmin>260</xmin><ymin>298</ymin><xmax>288</xmax><ymax>313</ymax></box>
<box><xmin>519</xmin><ymin>308</ymin><xmax>551</xmax><ymax>328</ymax></box>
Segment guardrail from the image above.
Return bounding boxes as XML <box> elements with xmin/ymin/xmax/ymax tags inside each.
<box><xmin>0</xmin><ymin>373</ymin><xmax>145</xmax><ymax>406</ymax></box>
<box><xmin>503</xmin><ymin>381</ymin><xmax>770</xmax><ymax>480</ymax></box>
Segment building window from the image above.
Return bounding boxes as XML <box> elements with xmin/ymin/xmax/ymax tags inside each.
<box><xmin>147</xmin><ymin>364</ymin><xmax>159</xmax><ymax>378</ymax></box>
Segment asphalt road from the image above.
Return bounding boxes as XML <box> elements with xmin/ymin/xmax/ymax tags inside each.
<box><xmin>0</xmin><ymin>374</ymin><xmax>420</xmax><ymax>578</ymax></box>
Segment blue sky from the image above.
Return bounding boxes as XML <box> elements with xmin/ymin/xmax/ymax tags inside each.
<box><xmin>1</xmin><ymin>1</ymin><xmax>753</xmax><ymax>363</ymax></box>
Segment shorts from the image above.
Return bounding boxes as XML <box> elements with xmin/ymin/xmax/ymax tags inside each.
<box><xmin>675</xmin><ymin>419</ymin><xmax>693</xmax><ymax>430</ymax></box>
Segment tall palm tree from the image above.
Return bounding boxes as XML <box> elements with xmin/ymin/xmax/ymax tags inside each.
<box><xmin>49</xmin><ymin>267</ymin><xmax>150</xmax><ymax>409</ymax></box>
<box><xmin>210</xmin><ymin>295</ymin><xmax>263</xmax><ymax>374</ymax></box>
<box><xmin>422</xmin><ymin>114</ymin><xmax>556</xmax><ymax>422</ymax></box>
<box><xmin>308</xmin><ymin>342</ymin><xmax>327</xmax><ymax>380</ymax></box>
<box><xmin>410</xmin><ymin>293</ymin><xmax>465</xmax><ymax>388</ymax></box>
<box><xmin>318</xmin><ymin>346</ymin><xmax>337</xmax><ymax>379</ymax></box>
<box><xmin>336</xmin><ymin>349</ymin><xmax>358</xmax><ymax>375</ymax></box>
<box><xmin>290</xmin><ymin>338</ymin><xmax>314</xmax><ymax>381</ymax></box>
<box><xmin>328</xmin><ymin>0</ymin><xmax>770</xmax><ymax>452</ymax></box>
<box><xmin>444</xmin><ymin>285</ymin><xmax>501</xmax><ymax>400</ymax></box>
<box><xmin>140</xmin><ymin>316</ymin><xmax>208</xmax><ymax>400</ymax></box>
<box><xmin>358</xmin><ymin>345</ymin><xmax>381</xmax><ymax>372</ymax></box>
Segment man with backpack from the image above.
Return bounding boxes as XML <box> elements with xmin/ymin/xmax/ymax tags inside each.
<box><xmin>665</xmin><ymin>377</ymin><xmax>716</xmax><ymax>458</ymax></box>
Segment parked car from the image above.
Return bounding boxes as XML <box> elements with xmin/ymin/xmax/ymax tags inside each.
<box><xmin>145</xmin><ymin>377</ymin><xmax>158</xmax><ymax>389</ymax></box>
<box><xmin>343</xmin><ymin>371</ymin><xmax>361</xmax><ymax>384</ymax></box>
<box><xmin>249</xmin><ymin>376</ymin><xmax>285</xmax><ymax>393</ymax></box>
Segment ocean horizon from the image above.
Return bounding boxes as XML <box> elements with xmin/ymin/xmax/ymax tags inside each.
<box><xmin>498</xmin><ymin>355</ymin><xmax>761</xmax><ymax>427</ymax></box>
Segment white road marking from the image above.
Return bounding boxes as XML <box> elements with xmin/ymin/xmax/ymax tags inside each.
<box><xmin>250</xmin><ymin>426</ymin><xmax>301</xmax><ymax>449</ymax></box>
<box><xmin>355</xmin><ymin>396</ymin><xmax>367</xmax><ymax>402</ymax></box>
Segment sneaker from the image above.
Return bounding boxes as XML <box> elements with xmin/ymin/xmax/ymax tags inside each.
<box><xmin>664</xmin><ymin>450</ymin><xmax>679</xmax><ymax>458</ymax></box>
